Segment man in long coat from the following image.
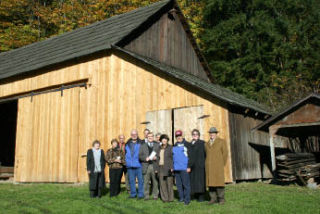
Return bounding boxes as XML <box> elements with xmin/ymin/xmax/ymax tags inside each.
<box><xmin>189</xmin><ymin>129</ymin><xmax>206</xmax><ymax>202</ymax></box>
<box><xmin>205</xmin><ymin>127</ymin><xmax>228</xmax><ymax>205</ymax></box>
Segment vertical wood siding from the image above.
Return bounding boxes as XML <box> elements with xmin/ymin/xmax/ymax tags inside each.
<box><xmin>229</xmin><ymin>111</ymin><xmax>287</xmax><ymax>180</ymax></box>
<box><xmin>14</xmin><ymin>88</ymin><xmax>80</xmax><ymax>182</ymax></box>
<box><xmin>124</xmin><ymin>12</ymin><xmax>209</xmax><ymax>82</ymax></box>
<box><xmin>2</xmin><ymin>53</ymin><xmax>233</xmax><ymax>183</ymax></box>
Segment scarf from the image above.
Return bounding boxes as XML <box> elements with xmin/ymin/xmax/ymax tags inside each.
<box><xmin>92</xmin><ymin>148</ymin><xmax>102</xmax><ymax>173</ymax></box>
<box><xmin>209</xmin><ymin>138</ymin><xmax>216</xmax><ymax>146</ymax></box>
<box><xmin>159</xmin><ymin>148</ymin><xmax>165</xmax><ymax>166</ymax></box>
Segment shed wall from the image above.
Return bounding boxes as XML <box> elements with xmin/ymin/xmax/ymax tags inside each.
<box><xmin>229</xmin><ymin>111</ymin><xmax>287</xmax><ymax>180</ymax></box>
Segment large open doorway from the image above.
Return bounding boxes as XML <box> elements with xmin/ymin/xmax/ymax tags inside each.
<box><xmin>0</xmin><ymin>100</ymin><xmax>18</xmax><ymax>179</ymax></box>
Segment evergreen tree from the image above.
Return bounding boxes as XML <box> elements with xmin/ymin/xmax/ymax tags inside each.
<box><xmin>202</xmin><ymin>0</ymin><xmax>320</xmax><ymax>110</ymax></box>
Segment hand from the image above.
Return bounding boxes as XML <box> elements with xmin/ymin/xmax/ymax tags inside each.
<box><xmin>155</xmin><ymin>171</ymin><xmax>158</xmax><ymax>174</ymax></box>
<box><xmin>153</xmin><ymin>156</ymin><xmax>157</xmax><ymax>160</ymax></box>
<box><xmin>186</xmin><ymin>168</ymin><xmax>191</xmax><ymax>173</ymax></box>
<box><xmin>114</xmin><ymin>159</ymin><xmax>121</xmax><ymax>163</ymax></box>
<box><xmin>171</xmin><ymin>169</ymin><xmax>173</xmax><ymax>172</ymax></box>
<box><xmin>87</xmin><ymin>170</ymin><xmax>91</xmax><ymax>174</ymax></box>
<box><xmin>146</xmin><ymin>157</ymin><xmax>150</xmax><ymax>162</ymax></box>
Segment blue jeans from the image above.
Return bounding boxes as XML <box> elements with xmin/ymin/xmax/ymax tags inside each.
<box><xmin>127</xmin><ymin>167</ymin><xmax>144</xmax><ymax>198</ymax></box>
<box><xmin>175</xmin><ymin>170</ymin><xmax>190</xmax><ymax>203</ymax></box>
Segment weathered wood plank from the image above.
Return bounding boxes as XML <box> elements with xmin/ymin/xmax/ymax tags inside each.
<box><xmin>124</xmin><ymin>12</ymin><xmax>209</xmax><ymax>82</ymax></box>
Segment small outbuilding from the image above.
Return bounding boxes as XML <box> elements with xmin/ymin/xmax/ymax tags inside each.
<box><xmin>254</xmin><ymin>93</ymin><xmax>320</xmax><ymax>172</ymax></box>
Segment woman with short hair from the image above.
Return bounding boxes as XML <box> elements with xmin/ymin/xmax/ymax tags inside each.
<box><xmin>87</xmin><ymin>140</ymin><xmax>106</xmax><ymax>198</ymax></box>
<box><xmin>155</xmin><ymin>134</ymin><xmax>174</xmax><ymax>202</ymax></box>
<box><xmin>106</xmin><ymin>138</ymin><xmax>126</xmax><ymax>197</ymax></box>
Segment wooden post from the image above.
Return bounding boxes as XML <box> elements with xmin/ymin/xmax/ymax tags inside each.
<box><xmin>269</xmin><ymin>125</ymin><xmax>279</xmax><ymax>172</ymax></box>
<box><xmin>269</xmin><ymin>134</ymin><xmax>276</xmax><ymax>171</ymax></box>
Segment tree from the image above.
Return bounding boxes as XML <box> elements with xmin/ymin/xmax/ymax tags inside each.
<box><xmin>0</xmin><ymin>0</ymin><xmax>39</xmax><ymax>51</ymax></box>
<box><xmin>201</xmin><ymin>0</ymin><xmax>320</xmax><ymax>111</ymax></box>
<box><xmin>0</xmin><ymin>0</ymin><xmax>205</xmax><ymax>52</ymax></box>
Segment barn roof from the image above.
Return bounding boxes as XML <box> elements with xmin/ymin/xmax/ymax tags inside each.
<box><xmin>113</xmin><ymin>46</ymin><xmax>271</xmax><ymax>115</ymax></box>
<box><xmin>0</xmin><ymin>0</ymin><xmax>270</xmax><ymax>115</ymax></box>
<box><xmin>253</xmin><ymin>93</ymin><xmax>320</xmax><ymax>132</ymax></box>
<box><xmin>0</xmin><ymin>0</ymin><xmax>172</xmax><ymax>80</ymax></box>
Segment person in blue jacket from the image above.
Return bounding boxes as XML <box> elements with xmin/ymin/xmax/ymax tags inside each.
<box><xmin>173</xmin><ymin>130</ymin><xmax>192</xmax><ymax>205</ymax></box>
<box><xmin>125</xmin><ymin>129</ymin><xmax>144</xmax><ymax>199</ymax></box>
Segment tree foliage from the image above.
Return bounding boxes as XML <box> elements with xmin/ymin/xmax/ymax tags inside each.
<box><xmin>201</xmin><ymin>0</ymin><xmax>320</xmax><ymax>111</ymax></box>
<box><xmin>0</xmin><ymin>0</ymin><xmax>204</xmax><ymax>51</ymax></box>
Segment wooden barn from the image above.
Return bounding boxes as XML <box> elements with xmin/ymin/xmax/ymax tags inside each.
<box><xmin>0</xmin><ymin>0</ymin><xmax>285</xmax><ymax>183</ymax></box>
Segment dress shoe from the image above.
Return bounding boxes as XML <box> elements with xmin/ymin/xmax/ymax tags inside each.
<box><xmin>208</xmin><ymin>200</ymin><xmax>217</xmax><ymax>205</ymax></box>
<box><xmin>219</xmin><ymin>200</ymin><xmax>225</xmax><ymax>205</ymax></box>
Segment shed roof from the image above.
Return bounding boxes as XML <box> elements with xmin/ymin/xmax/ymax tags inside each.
<box><xmin>253</xmin><ymin>93</ymin><xmax>320</xmax><ymax>132</ymax></box>
<box><xmin>113</xmin><ymin>46</ymin><xmax>271</xmax><ymax>115</ymax></box>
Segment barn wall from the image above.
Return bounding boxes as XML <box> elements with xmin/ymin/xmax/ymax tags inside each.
<box><xmin>0</xmin><ymin>61</ymin><xmax>91</xmax><ymax>98</ymax></box>
<box><xmin>1</xmin><ymin>53</ymin><xmax>233</xmax><ymax>183</ymax></box>
<box><xmin>14</xmin><ymin>88</ymin><xmax>81</xmax><ymax>182</ymax></box>
<box><xmin>124</xmin><ymin>11</ymin><xmax>209</xmax><ymax>82</ymax></box>
<box><xmin>229</xmin><ymin>111</ymin><xmax>288</xmax><ymax>180</ymax></box>
<box><xmin>81</xmin><ymin>53</ymin><xmax>233</xmax><ymax>183</ymax></box>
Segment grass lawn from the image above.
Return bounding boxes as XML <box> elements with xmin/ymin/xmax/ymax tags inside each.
<box><xmin>0</xmin><ymin>182</ymin><xmax>319</xmax><ymax>214</ymax></box>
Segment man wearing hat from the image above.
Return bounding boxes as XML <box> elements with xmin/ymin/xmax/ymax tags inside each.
<box><xmin>172</xmin><ymin>130</ymin><xmax>192</xmax><ymax>205</ymax></box>
<box><xmin>205</xmin><ymin>127</ymin><xmax>228</xmax><ymax>205</ymax></box>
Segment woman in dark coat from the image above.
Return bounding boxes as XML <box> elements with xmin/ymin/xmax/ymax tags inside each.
<box><xmin>87</xmin><ymin>140</ymin><xmax>106</xmax><ymax>198</ymax></box>
<box><xmin>189</xmin><ymin>129</ymin><xmax>206</xmax><ymax>202</ymax></box>
<box><xmin>154</xmin><ymin>134</ymin><xmax>174</xmax><ymax>202</ymax></box>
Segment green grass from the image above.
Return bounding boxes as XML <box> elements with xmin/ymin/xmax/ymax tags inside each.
<box><xmin>0</xmin><ymin>182</ymin><xmax>319</xmax><ymax>214</ymax></box>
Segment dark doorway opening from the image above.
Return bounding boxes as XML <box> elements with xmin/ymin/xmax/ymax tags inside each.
<box><xmin>0</xmin><ymin>100</ymin><xmax>18</xmax><ymax>168</ymax></box>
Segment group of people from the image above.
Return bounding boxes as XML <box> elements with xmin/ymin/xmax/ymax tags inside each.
<box><xmin>86</xmin><ymin>127</ymin><xmax>228</xmax><ymax>205</ymax></box>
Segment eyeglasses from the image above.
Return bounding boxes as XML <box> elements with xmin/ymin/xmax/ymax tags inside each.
<box><xmin>192</xmin><ymin>134</ymin><xmax>199</xmax><ymax>136</ymax></box>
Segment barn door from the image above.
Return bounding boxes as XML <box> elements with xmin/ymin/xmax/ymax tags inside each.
<box><xmin>173</xmin><ymin>106</ymin><xmax>204</xmax><ymax>142</ymax></box>
<box><xmin>146</xmin><ymin>109</ymin><xmax>172</xmax><ymax>143</ymax></box>
<box><xmin>14</xmin><ymin>87</ymin><xmax>80</xmax><ymax>182</ymax></box>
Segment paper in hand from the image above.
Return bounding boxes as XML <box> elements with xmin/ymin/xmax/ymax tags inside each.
<box><xmin>148</xmin><ymin>151</ymin><xmax>156</xmax><ymax>160</ymax></box>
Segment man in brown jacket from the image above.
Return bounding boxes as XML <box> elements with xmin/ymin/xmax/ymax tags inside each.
<box><xmin>205</xmin><ymin>127</ymin><xmax>228</xmax><ymax>205</ymax></box>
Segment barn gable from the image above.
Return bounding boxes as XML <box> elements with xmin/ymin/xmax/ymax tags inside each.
<box><xmin>120</xmin><ymin>1</ymin><xmax>212</xmax><ymax>82</ymax></box>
